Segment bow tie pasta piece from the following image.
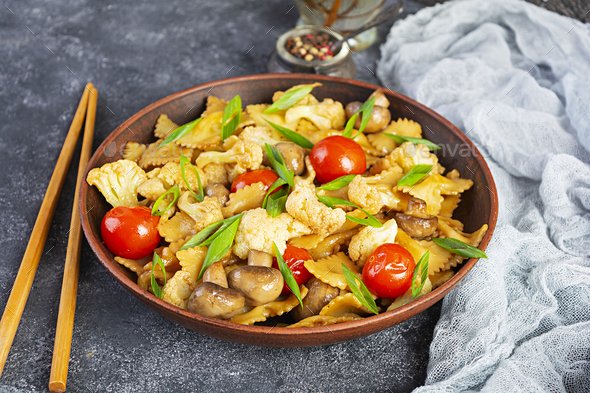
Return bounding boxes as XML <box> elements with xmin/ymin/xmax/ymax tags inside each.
<box><xmin>366</xmin><ymin>118</ymin><xmax>424</xmax><ymax>156</ymax></box>
<box><xmin>137</xmin><ymin>139</ymin><xmax>193</xmax><ymax>170</ymax></box>
<box><xmin>175</xmin><ymin>111</ymin><xmax>223</xmax><ymax>149</ymax></box>
<box><xmin>87</xmin><ymin>159</ymin><xmax>148</xmax><ymax>208</ymax></box>
<box><xmin>232</xmin><ymin>208</ymin><xmax>312</xmax><ymax>259</ymax></box>
<box><xmin>221</xmin><ymin>181</ymin><xmax>266</xmax><ymax>219</ymax></box>
<box><xmin>304</xmin><ymin>252</ymin><xmax>360</xmax><ymax>291</ymax></box>
<box><xmin>286</xmin><ymin>181</ymin><xmax>346</xmax><ymax>237</ymax></box>
<box><xmin>395</xmin><ymin>229</ymin><xmax>453</xmax><ymax>275</ymax></box>
<box><xmin>320</xmin><ymin>292</ymin><xmax>375</xmax><ymax>317</ymax></box>
<box><xmin>287</xmin><ymin>314</ymin><xmax>363</xmax><ymax>327</ymax></box>
<box><xmin>122</xmin><ymin>142</ymin><xmax>147</xmax><ymax>163</ymax></box>
<box><xmin>153</xmin><ymin>114</ymin><xmax>179</xmax><ymax>139</ymax></box>
<box><xmin>229</xmin><ymin>285</ymin><xmax>309</xmax><ymax>325</ymax></box>
<box><xmin>114</xmin><ymin>255</ymin><xmax>151</xmax><ymax>276</ymax></box>
<box><xmin>429</xmin><ymin>270</ymin><xmax>455</xmax><ymax>290</ymax></box>
<box><xmin>396</xmin><ymin>173</ymin><xmax>474</xmax><ymax>216</ymax></box>
<box><xmin>285</xmin><ymin>98</ymin><xmax>346</xmax><ymax>131</ymax></box>
<box><xmin>157</xmin><ymin>210</ymin><xmax>197</xmax><ymax>243</ymax></box>
<box><xmin>162</xmin><ymin>246</ymin><xmax>207</xmax><ymax>309</ymax></box>
<box><xmin>176</xmin><ymin>193</ymin><xmax>224</xmax><ymax>233</ymax></box>
<box><xmin>437</xmin><ymin>221</ymin><xmax>489</xmax><ymax>272</ymax></box>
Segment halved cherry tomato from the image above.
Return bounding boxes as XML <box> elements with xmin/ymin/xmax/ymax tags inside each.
<box><xmin>272</xmin><ymin>244</ymin><xmax>314</xmax><ymax>295</ymax></box>
<box><xmin>231</xmin><ymin>169</ymin><xmax>279</xmax><ymax>194</ymax></box>
<box><xmin>362</xmin><ymin>243</ymin><xmax>416</xmax><ymax>299</ymax></box>
<box><xmin>309</xmin><ymin>135</ymin><xmax>366</xmax><ymax>184</ymax></box>
<box><xmin>101</xmin><ymin>205</ymin><xmax>160</xmax><ymax>259</ymax></box>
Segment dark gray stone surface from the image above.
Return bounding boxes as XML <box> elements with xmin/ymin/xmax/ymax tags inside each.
<box><xmin>0</xmin><ymin>1</ymin><xmax>440</xmax><ymax>392</ymax></box>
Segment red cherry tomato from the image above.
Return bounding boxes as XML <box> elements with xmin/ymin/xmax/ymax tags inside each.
<box><xmin>101</xmin><ymin>205</ymin><xmax>160</xmax><ymax>259</ymax></box>
<box><xmin>362</xmin><ymin>243</ymin><xmax>416</xmax><ymax>299</ymax></box>
<box><xmin>231</xmin><ymin>169</ymin><xmax>279</xmax><ymax>194</ymax></box>
<box><xmin>272</xmin><ymin>244</ymin><xmax>314</xmax><ymax>295</ymax></box>
<box><xmin>309</xmin><ymin>135</ymin><xmax>366</xmax><ymax>184</ymax></box>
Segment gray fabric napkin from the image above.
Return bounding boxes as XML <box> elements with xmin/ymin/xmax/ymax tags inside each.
<box><xmin>377</xmin><ymin>0</ymin><xmax>590</xmax><ymax>391</ymax></box>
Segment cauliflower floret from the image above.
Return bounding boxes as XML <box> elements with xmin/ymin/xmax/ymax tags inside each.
<box><xmin>201</xmin><ymin>162</ymin><xmax>229</xmax><ymax>186</ymax></box>
<box><xmin>176</xmin><ymin>192</ymin><xmax>224</xmax><ymax>232</ymax></box>
<box><xmin>87</xmin><ymin>159</ymin><xmax>148</xmax><ymax>208</ymax></box>
<box><xmin>147</xmin><ymin>161</ymin><xmax>208</xmax><ymax>192</ymax></box>
<box><xmin>196</xmin><ymin>138</ymin><xmax>263</xmax><ymax>182</ymax></box>
<box><xmin>348</xmin><ymin>219</ymin><xmax>398</xmax><ymax>266</ymax></box>
<box><xmin>233</xmin><ymin>208</ymin><xmax>312</xmax><ymax>259</ymax></box>
<box><xmin>285</xmin><ymin>181</ymin><xmax>346</xmax><ymax>236</ymax></box>
<box><xmin>348</xmin><ymin>175</ymin><xmax>383</xmax><ymax>214</ymax></box>
<box><xmin>285</xmin><ymin>98</ymin><xmax>346</xmax><ymax>131</ymax></box>
<box><xmin>371</xmin><ymin>142</ymin><xmax>442</xmax><ymax>175</ymax></box>
<box><xmin>239</xmin><ymin>126</ymin><xmax>287</xmax><ymax>147</ymax></box>
<box><xmin>137</xmin><ymin>178</ymin><xmax>167</xmax><ymax>201</ymax></box>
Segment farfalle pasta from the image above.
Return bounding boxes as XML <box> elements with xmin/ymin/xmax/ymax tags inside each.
<box><xmin>88</xmin><ymin>84</ymin><xmax>488</xmax><ymax>327</ymax></box>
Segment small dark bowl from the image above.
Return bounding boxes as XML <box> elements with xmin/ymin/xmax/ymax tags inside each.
<box><xmin>79</xmin><ymin>74</ymin><xmax>498</xmax><ymax>347</ymax></box>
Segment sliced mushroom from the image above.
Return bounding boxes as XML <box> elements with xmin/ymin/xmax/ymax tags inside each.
<box><xmin>394</xmin><ymin>197</ymin><xmax>438</xmax><ymax>238</ymax></box>
<box><xmin>345</xmin><ymin>101</ymin><xmax>391</xmax><ymax>134</ymax></box>
<box><xmin>263</xmin><ymin>142</ymin><xmax>306</xmax><ymax>175</ymax></box>
<box><xmin>291</xmin><ymin>277</ymin><xmax>340</xmax><ymax>321</ymax></box>
<box><xmin>248</xmin><ymin>249</ymin><xmax>273</xmax><ymax>267</ymax></box>
<box><xmin>228</xmin><ymin>266</ymin><xmax>284</xmax><ymax>306</ymax></box>
<box><xmin>187</xmin><ymin>262</ymin><xmax>245</xmax><ymax>319</ymax></box>
<box><xmin>205</xmin><ymin>183</ymin><xmax>230</xmax><ymax>206</ymax></box>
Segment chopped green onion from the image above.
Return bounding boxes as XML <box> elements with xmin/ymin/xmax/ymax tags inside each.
<box><xmin>262</xmin><ymin>178</ymin><xmax>287</xmax><ymax>209</ymax></box>
<box><xmin>352</xmin><ymin>96</ymin><xmax>376</xmax><ymax>139</ymax></box>
<box><xmin>180</xmin><ymin>213</ymin><xmax>245</xmax><ymax>251</ymax></box>
<box><xmin>150</xmin><ymin>252</ymin><xmax>167</xmax><ymax>299</ymax></box>
<box><xmin>396</xmin><ymin>165</ymin><xmax>433</xmax><ymax>187</ymax></box>
<box><xmin>341</xmin><ymin>264</ymin><xmax>378</xmax><ymax>314</ymax></box>
<box><xmin>151</xmin><ymin>185</ymin><xmax>180</xmax><ymax>216</ymax></box>
<box><xmin>384</xmin><ymin>134</ymin><xmax>441</xmax><ymax>151</ymax></box>
<box><xmin>157</xmin><ymin>117</ymin><xmax>203</xmax><ymax>149</ymax></box>
<box><xmin>264</xmin><ymin>143</ymin><xmax>294</xmax><ymax>187</ymax></box>
<box><xmin>316</xmin><ymin>175</ymin><xmax>356</xmax><ymax>191</ymax></box>
<box><xmin>432</xmin><ymin>238</ymin><xmax>488</xmax><ymax>259</ymax></box>
<box><xmin>221</xmin><ymin>95</ymin><xmax>242</xmax><ymax>142</ymax></box>
<box><xmin>342</xmin><ymin>112</ymin><xmax>358</xmax><ymax>138</ymax></box>
<box><xmin>274</xmin><ymin>242</ymin><xmax>303</xmax><ymax>308</ymax></box>
<box><xmin>180</xmin><ymin>155</ymin><xmax>204</xmax><ymax>202</ymax></box>
<box><xmin>197</xmin><ymin>217</ymin><xmax>241</xmax><ymax>280</ymax></box>
<box><xmin>264</xmin><ymin>85</ymin><xmax>315</xmax><ymax>114</ymax></box>
<box><xmin>266</xmin><ymin>187</ymin><xmax>288</xmax><ymax>218</ymax></box>
<box><xmin>316</xmin><ymin>195</ymin><xmax>382</xmax><ymax>228</ymax></box>
<box><xmin>412</xmin><ymin>251</ymin><xmax>430</xmax><ymax>298</ymax></box>
<box><xmin>262</xmin><ymin>117</ymin><xmax>314</xmax><ymax>149</ymax></box>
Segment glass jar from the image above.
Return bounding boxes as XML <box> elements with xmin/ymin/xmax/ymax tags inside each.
<box><xmin>293</xmin><ymin>0</ymin><xmax>386</xmax><ymax>50</ymax></box>
<box><xmin>267</xmin><ymin>26</ymin><xmax>357</xmax><ymax>78</ymax></box>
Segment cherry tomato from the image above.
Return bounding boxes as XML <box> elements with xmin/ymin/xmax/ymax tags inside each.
<box><xmin>272</xmin><ymin>244</ymin><xmax>314</xmax><ymax>295</ymax></box>
<box><xmin>231</xmin><ymin>169</ymin><xmax>279</xmax><ymax>194</ymax></box>
<box><xmin>362</xmin><ymin>243</ymin><xmax>416</xmax><ymax>299</ymax></box>
<box><xmin>309</xmin><ymin>135</ymin><xmax>366</xmax><ymax>184</ymax></box>
<box><xmin>101</xmin><ymin>205</ymin><xmax>160</xmax><ymax>259</ymax></box>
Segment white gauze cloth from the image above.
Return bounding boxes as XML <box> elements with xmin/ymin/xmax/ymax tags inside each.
<box><xmin>377</xmin><ymin>0</ymin><xmax>590</xmax><ymax>391</ymax></box>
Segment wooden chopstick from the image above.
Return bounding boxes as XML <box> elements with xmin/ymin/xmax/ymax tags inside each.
<box><xmin>49</xmin><ymin>86</ymin><xmax>98</xmax><ymax>393</ymax></box>
<box><xmin>0</xmin><ymin>83</ymin><xmax>92</xmax><ymax>378</ymax></box>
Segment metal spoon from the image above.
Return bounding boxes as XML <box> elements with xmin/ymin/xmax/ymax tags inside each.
<box><xmin>331</xmin><ymin>1</ymin><xmax>404</xmax><ymax>53</ymax></box>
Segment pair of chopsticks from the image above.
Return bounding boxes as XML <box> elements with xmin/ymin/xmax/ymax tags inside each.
<box><xmin>0</xmin><ymin>83</ymin><xmax>98</xmax><ymax>392</ymax></box>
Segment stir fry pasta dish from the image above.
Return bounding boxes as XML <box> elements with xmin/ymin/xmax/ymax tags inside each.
<box><xmin>87</xmin><ymin>84</ymin><xmax>488</xmax><ymax>327</ymax></box>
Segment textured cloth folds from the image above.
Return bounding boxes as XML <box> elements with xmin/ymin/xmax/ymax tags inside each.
<box><xmin>376</xmin><ymin>0</ymin><xmax>590</xmax><ymax>391</ymax></box>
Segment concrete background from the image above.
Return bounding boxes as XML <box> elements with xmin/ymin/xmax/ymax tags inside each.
<box><xmin>0</xmin><ymin>1</ymin><xmax>445</xmax><ymax>392</ymax></box>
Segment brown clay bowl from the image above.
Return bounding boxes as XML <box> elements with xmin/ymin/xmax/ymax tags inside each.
<box><xmin>79</xmin><ymin>73</ymin><xmax>498</xmax><ymax>347</ymax></box>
